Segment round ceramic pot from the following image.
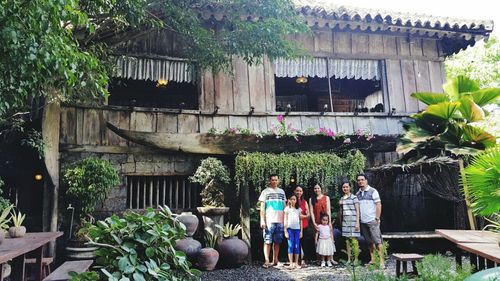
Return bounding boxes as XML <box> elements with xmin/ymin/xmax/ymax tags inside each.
<box><xmin>197</xmin><ymin>247</ymin><xmax>219</xmax><ymax>271</ymax></box>
<box><xmin>8</xmin><ymin>226</ymin><xmax>26</xmax><ymax>238</ymax></box>
<box><xmin>65</xmin><ymin>241</ymin><xmax>98</xmax><ymax>260</ymax></box>
<box><xmin>216</xmin><ymin>237</ymin><xmax>248</xmax><ymax>268</ymax></box>
<box><xmin>175</xmin><ymin>237</ymin><xmax>202</xmax><ymax>261</ymax></box>
<box><xmin>0</xmin><ymin>229</ymin><xmax>5</xmax><ymax>245</ymax></box>
<box><xmin>176</xmin><ymin>212</ymin><xmax>199</xmax><ymax>237</ymax></box>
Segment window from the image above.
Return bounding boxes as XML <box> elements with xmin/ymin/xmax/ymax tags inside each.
<box><xmin>126</xmin><ymin>175</ymin><xmax>201</xmax><ymax>210</ymax></box>
<box><xmin>108</xmin><ymin>78</ymin><xmax>198</xmax><ymax>109</ymax></box>
<box><xmin>274</xmin><ymin>58</ymin><xmax>384</xmax><ymax>113</ymax></box>
<box><xmin>109</xmin><ymin>56</ymin><xmax>198</xmax><ymax>109</ymax></box>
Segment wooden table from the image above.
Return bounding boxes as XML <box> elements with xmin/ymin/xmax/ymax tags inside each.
<box><xmin>0</xmin><ymin>232</ymin><xmax>63</xmax><ymax>281</ymax></box>
<box><xmin>436</xmin><ymin>229</ymin><xmax>500</xmax><ymax>270</ymax></box>
<box><xmin>457</xmin><ymin>243</ymin><xmax>500</xmax><ymax>270</ymax></box>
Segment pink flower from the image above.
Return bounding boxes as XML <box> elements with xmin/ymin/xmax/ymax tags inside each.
<box><xmin>277</xmin><ymin>115</ymin><xmax>284</xmax><ymax>123</ymax></box>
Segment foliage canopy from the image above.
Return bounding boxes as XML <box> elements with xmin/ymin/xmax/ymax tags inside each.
<box><xmin>0</xmin><ymin>0</ymin><xmax>309</xmax><ymax>117</ymax></box>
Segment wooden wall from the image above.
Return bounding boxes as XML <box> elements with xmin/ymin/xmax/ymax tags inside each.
<box><xmin>200</xmin><ymin>57</ymin><xmax>275</xmax><ymax>113</ymax></box>
<box><xmin>59</xmin><ymin>107</ymin><xmax>405</xmax><ymax>148</ymax></box>
<box><xmin>199</xmin><ymin>30</ymin><xmax>446</xmax><ymax>114</ymax></box>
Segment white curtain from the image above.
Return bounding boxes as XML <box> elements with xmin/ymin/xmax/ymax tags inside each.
<box><xmin>274</xmin><ymin>57</ymin><xmax>380</xmax><ymax>80</ymax></box>
<box><xmin>114</xmin><ymin>56</ymin><xmax>195</xmax><ymax>83</ymax></box>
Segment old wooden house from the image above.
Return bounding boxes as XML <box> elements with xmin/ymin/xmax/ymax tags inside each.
<box><xmin>41</xmin><ymin>1</ymin><xmax>493</xmax><ymax>239</ymax></box>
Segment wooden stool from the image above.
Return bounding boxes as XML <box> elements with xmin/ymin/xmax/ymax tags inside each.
<box><xmin>25</xmin><ymin>257</ymin><xmax>54</xmax><ymax>279</ymax></box>
<box><xmin>392</xmin><ymin>253</ymin><xmax>424</xmax><ymax>277</ymax></box>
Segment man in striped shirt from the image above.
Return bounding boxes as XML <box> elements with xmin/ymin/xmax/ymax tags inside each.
<box><xmin>356</xmin><ymin>174</ymin><xmax>384</xmax><ymax>268</ymax></box>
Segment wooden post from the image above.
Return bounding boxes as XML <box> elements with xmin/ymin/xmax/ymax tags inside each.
<box><xmin>240</xmin><ymin>180</ymin><xmax>252</xmax><ymax>262</ymax></box>
<box><xmin>42</xmin><ymin>101</ymin><xmax>61</xmax><ymax>257</ymax></box>
<box><xmin>458</xmin><ymin>159</ymin><xmax>476</xmax><ymax>230</ymax></box>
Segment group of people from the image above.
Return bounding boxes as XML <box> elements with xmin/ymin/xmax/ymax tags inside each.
<box><xmin>258</xmin><ymin>174</ymin><xmax>384</xmax><ymax>269</ymax></box>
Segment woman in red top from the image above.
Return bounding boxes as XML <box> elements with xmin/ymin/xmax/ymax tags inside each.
<box><xmin>294</xmin><ymin>185</ymin><xmax>310</xmax><ymax>267</ymax></box>
<box><xmin>309</xmin><ymin>183</ymin><xmax>336</xmax><ymax>264</ymax></box>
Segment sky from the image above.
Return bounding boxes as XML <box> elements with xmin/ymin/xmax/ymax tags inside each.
<box><xmin>328</xmin><ymin>0</ymin><xmax>498</xmax><ymax>35</ymax></box>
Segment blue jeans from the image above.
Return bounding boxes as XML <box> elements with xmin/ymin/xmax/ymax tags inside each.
<box><xmin>287</xmin><ymin>228</ymin><xmax>301</xmax><ymax>254</ymax></box>
<box><xmin>263</xmin><ymin>223</ymin><xmax>284</xmax><ymax>244</ymax></box>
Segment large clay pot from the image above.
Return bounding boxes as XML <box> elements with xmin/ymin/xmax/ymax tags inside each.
<box><xmin>197</xmin><ymin>207</ymin><xmax>229</xmax><ymax>236</ymax></box>
<box><xmin>8</xmin><ymin>226</ymin><xmax>26</xmax><ymax>238</ymax></box>
<box><xmin>175</xmin><ymin>237</ymin><xmax>202</xmax><ymax>261</ymax></box>
<box><xmin>197</xmin><ymin>247</ymin><xmax>219</xmax><ymax>271</ymax></box>
<box><xmin>176</xmin><ymin>212</ymin><xmax>199</xmax><ymax>237</ymax></box>
<box><xmin>216</xmin><ymin>237</ymin><xmax>248</xmax><ymax>268</ymax></box>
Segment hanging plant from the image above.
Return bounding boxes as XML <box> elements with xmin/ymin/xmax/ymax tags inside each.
<box><xmin>235</xmin><ymin>150</ymin><xmax>366</xmax><ymax>196</ymax></box>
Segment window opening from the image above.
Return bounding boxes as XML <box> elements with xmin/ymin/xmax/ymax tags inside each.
<box><xmin>126</xmin><ymin>175</ymin><xmax>201</xmax><ymax>210</ymax></box>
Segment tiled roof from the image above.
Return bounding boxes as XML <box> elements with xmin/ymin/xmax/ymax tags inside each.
<box><xmin>293</xmin><ymin>0</ymin><xmax>494</xmax><ymax>33</ymax></box>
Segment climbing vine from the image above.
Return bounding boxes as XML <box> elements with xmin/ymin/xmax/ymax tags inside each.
<box><xmin>235</xmin><ymin>150</ymin><xmax>366</xmax><ymax>196</ymax></box>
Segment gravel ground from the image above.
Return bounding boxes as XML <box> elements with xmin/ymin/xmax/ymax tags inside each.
<box><xmin>201</xmin><ymin>258</ymin><xmax>398</xmax><ymax>281</ymax></box>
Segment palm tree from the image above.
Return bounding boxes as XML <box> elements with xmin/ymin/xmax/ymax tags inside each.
<box><xmin>397</xmin><ymin>75</ymin><xmax>499</xmax><ymax>159</ymax></box>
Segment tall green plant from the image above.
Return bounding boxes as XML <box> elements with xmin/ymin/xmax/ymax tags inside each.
<box><xmin>235</xmin><ymin>150</ymin><xmax>366</xmax><ymax>195</ymax></box>
<box><xmin>461</xmin><ymin>146</ymin><xmax>500</xmax><ymax>216</ymax></box>
<box><xmin>398</xmin><ymin>76</ymin><xmax>499</xmax><ymax>157</ymax></box>
<box><xmin>63</xmin><ymin>158</ymin><xmax>120</xmax><ymax>217</ymax></box>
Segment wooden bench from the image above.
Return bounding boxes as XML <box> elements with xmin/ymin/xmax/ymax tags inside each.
<box><xmin>392</xmin><ymin>253</ymin><xmax>424</xmax><ymax>277</ymax></box>
<box><xmin>43</xmin><ymin>260</ymin><xmax>93</xmax><ymax>281</ymax></box>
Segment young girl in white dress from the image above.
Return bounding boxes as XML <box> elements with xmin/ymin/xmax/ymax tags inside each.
<box><xmin>315</xmin><ymin>214</ymin><xmax>336</xmax><ymax>267</ymax></box>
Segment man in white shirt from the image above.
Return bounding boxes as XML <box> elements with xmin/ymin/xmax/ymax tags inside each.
<box><xmin>259</xmin><ymin>174</ymin><xmax>286</xmax><ymax>268</ymax></box>
<box><xmin>355</xmin><ymin>174</ymin><xmax>384</xmax><ymax>268</ymax></box>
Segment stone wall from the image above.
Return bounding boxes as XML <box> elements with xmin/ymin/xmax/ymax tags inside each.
<box><xmin>59</xmin><ymin>151</ymin><xmax>203</xmax><ymax>217</ymax></box>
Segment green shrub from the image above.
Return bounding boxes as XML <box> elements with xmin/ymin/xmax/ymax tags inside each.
<box><xmin>0</xmin><ymin>178</ymin><xmax>11</xmax><ymax>211</ymax></box>
<box><xmin>83</xmin><ymin>206</ymin><xmax>200</xmax><ymax>281</ymax></box>
<box><xmin>63</xmin><ymin>158</ymin><xmax>119</xmax><ymax>217</ymax></box>
<box><xmin>416</xmin><ymin>254</ymin><xmax>472</xmax><ymax>281</ymax></box>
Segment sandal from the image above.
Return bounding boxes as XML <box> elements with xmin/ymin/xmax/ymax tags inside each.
<box><xmin>262</xmin><ymin>263</ymin><xmax>271</xmax><ymax>269</ymax></box>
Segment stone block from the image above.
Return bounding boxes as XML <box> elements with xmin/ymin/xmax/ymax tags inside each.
<box><xmin>135</xmin><ymin>162</ymin><xmax>156</xmax><ymax>173</ymax></box>
<box><xmin>121</xmin><ymin>162</ymin><xmax>136</xmax><ymax>173</ymax></box>
<box><xmin>134</xmin><ymin>153</ymin><xmax>155</xmax><ymax>162</ymax></box>
<box><xmin>154</xmin><ymin>162</ymin><xmax>175</xmax><ymax>173</ymax></box>
<box><xmin>108</xmin><ymin>153</ymin><xmax>128</xmax><ymax>164</ymax></box>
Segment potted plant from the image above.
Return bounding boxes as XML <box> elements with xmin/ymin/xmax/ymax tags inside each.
<box><xmin>62</xmin><ymin>157</ymin><xmax>120</xmax><ymax>259</ymax></box>
<box><xmin>0</xmin><ymin>205</ymin><xmax>13</xmax><ymax>244</ymax></box>
<box><xmin>197</xmin><ymin>231</ymin><xmax>219</xmax><ymax>271</ymax></box>
<box><xmin>189</xmin><ymin>157</ymin><xmax>230</xmax><ymax>234</ymax></box>
<box><xmin>9</xmin><ymin>209</ymin><xmax>26</xmax><ymax>238</ymax></box>
<box><xmin>215</xmin><ymin>223</ymin><xmax>248</xmax><ymax>268</ymax></box>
